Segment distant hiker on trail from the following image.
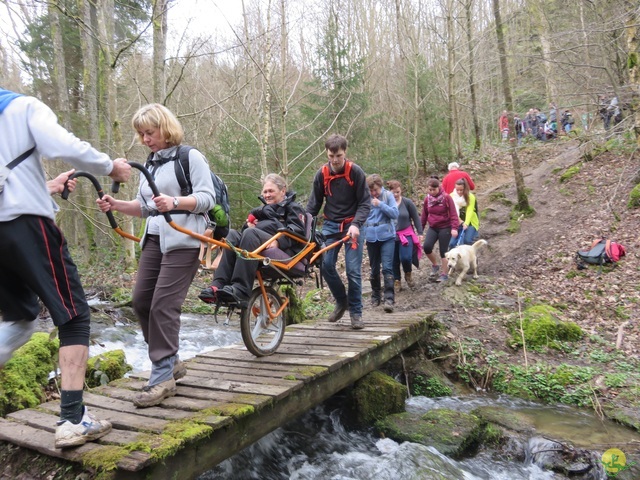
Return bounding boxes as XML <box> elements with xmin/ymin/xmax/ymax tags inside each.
<box><xmin>498</xmin><ymin>110</ymin><xmax>509</xmax><ymax>141</ymax></box>
<box><xmin>514</xmin><ymin>114</ymin><xmax>525</xmax><ymax>145</ymax></box>
<box><xmin>0</xmin><ymin>88</ymin><xmax>131</xmax><ymax>449</ymax></box>
<box><xmin>306</xmin><ymin>134</ymin><xmax>371</xmax><ymax>330</ymax></box>
<box><xmin>441</xmin><ymin>162</ymin><xmax>475</xmax><ymax>195</ymax></box>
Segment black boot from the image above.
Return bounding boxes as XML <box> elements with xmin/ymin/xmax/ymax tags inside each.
<box><xmin>370</xmin><ymin>276</ymin><xmax>381</xmax><ymax>307</ymax></box>
<box><xmin>383</xmin><ymin>274</ymin><xmax>395</xmax><ymax>313</ymax></box>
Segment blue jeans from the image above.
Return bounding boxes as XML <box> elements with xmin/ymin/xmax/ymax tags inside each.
<box><xmin>448</xmin><ymin>225</ymin><xmax>478</xmax><ymax>250</ymax></box>
<box><xmin>393</xmin><ymin>237</ymin><xmax>414</xmax><ymax>281</ymax></box>
<box><xmin>322</xmin><ymin>221</ymin><xmax>364</xmax><ymax>315</ymax></box>
<box><xmin>367</xmin><ymin>238</ymin><xmax>395</xmax><ymax>281</ymax></box>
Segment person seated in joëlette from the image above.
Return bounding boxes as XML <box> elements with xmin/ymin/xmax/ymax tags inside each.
<box><xmin>199</xmin><ymin>173</ymin><xmax>306</xmax><ymax>306</ymax></box>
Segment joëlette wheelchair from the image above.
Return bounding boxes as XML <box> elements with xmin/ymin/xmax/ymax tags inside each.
<box><xmin>63</xmin><ymin>163</ymin><xmax>349</xmax><ymax>357</ymax></box>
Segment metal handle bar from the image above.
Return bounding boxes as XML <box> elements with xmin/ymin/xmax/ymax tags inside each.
<box><xmin>61</xmin><ymin>171</ymin><xmax>140</xmax><ymax>242</ymax></box>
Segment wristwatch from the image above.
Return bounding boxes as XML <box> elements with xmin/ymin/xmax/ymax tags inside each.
<box><xmin>172</xmin><ymin>197</ymin><xmax>179</xmax><ymax>208</ymax></box>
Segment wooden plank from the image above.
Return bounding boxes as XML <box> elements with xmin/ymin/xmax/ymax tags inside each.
<box><xmin>179</xmin><ymin>370</ymin><xmax>304</xmax><ymax>388</ymax></box>
<box><xmin>83</xmin><ymin>392</ymin><xmax>194</xmax><ymax>421</ymax></box>
<box><xmin>7</xmin><ymin>408</ymin><xmax>149</xmax><ymax>446</ymax></box>
<box><xmin>200</xmin><ymin>348</ymin><xmax>344</xmax><ymax>369</ymax></box>
<box><xmin>179</xmin><ymin>377</ymin><xmax>293</xmax><ymax>399</ymax></box>
<box><xmin>39</xmin><ymin>401</ymin><xmax>169</xmax><ymax>433</ymax></box>
<box><xmin>0</xmin><ymin>417</ymin><xmax>152</xmax><ymax>471</ymax></box>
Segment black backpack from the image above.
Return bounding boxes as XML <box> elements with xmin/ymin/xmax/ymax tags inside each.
<box><xmin>175</xmin><ymin>146</ymin><xmax>231</xmax><ymax>228</ymax></box>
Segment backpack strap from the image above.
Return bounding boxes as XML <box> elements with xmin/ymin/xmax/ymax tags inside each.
<box><xmin>321</xmin><ymin>160</ymin><xmax>354</xmax><ymax>196</ymax></box>
<box><xmin>174</xmin><ymin>145</ymin><xmax>193</xmax><ymax>196</ymax></box>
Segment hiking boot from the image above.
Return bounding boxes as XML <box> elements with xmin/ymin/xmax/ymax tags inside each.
<box><xmin>436</xmin><ymin>274</ymin><xmax>449</xmax><ymax>283</ymax></box>
<box><xmin>371</xmin><ymin>297</ymin><xmax>381</xmax><ymax>307</ymax></box>
<box><xmin>350</xmin><ymin>315</ymin><xmax>365</xmax><ymax>330</ymax></box>
<box><xmin>405</xmin><ymin>272</ymin><xmax>415</xmax><ymax>289</ymax></box>
<box><xmin>429</xmin><ymin>264</ymin><xmax>440</xmax><ymax>278</ymax></box>
<box><xmin>55</xmin><ymin>407</ymin><xmax>112</xmax><ymax>449</ymax></box>
<box><xmin>383</xmin><ymin>300</ymin><xmax>394</xmax><ymax>313</ymax></box>
<box><xmin>0</xmin><ymin>320</ymin><xmax>38</xmax><ymax>367</ymax></box>
<box><xmin>173</xmin><ymin>359</ymin><xmax>187</xmax><ymax>380</ymax></box>
<box><xmin>328</xmin><ymin>301</ymin><xmax>348</xmax><ymax>323</ymax></box>
<box><xmin>133</xmin><ymin>378</ymin><xmax>177</xmax><ymax>408</ymax></box>
<box><xmin>394</xmin><ymin>279</ymin><xmax>402</xmax><ymax>293</ymax></box>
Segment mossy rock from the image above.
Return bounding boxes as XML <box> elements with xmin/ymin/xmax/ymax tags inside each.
<box><xmin>628</xmin><ymin>183</ymin><xmax>640</xmax><ymax>209</ymax></box>
<box><xmin>349</xmin><ymin>370</ymin><xmax>406</xmax><ymax>425</ymax></box>
<box><xmin>508</xmin><ymin>304</ymin><xmax>582</xmax><ymax>349</ymax></box>
<box><xmin>559</xmin><ymin>164</ymin><xmax>581</xmax><ymax>183</ymax></box>
<box><xmin>0</xmin><ymin>332</ymin><xmax>58</xmax><ymax>416</ymax></box>
<box><xmin>408</xmin><ymin>359</ymin><xmax>457</xmax><ymax>397</ymax></box>
<box><xmin>86</xmin><ymin>350</ymin><xmax>132</xmax><ymax>388</ymax></box>
<box><xmin>376</xmin><ymin>408</ymin><xmax>487</xmax><ymax>458</ymax></box>
<box><xmin>604</xmin><ymin>403</ymin><xmax>640</xmax><ymax>432</ymax></box>
<box><xmin>472</xmin><ymin>406</ymin><xmax>535</xmax><ymax>434</ymax></box>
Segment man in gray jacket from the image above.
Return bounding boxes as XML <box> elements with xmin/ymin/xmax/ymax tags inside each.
<box><xmin>0</xmin><ymin>88</ymin><xmax>131</xmax><ymax>448</ymax></box>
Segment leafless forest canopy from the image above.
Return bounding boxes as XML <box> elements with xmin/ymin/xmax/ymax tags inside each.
<box><xmin>1</xmin><ymin>0</ymin><xmax>638</xmax><ymax>261</ymax></box>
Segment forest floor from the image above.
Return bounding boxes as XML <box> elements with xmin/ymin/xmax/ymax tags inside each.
<box><xmin>363</xmin><ymin>134</ymin><xmax>640</xmax><ymax>430</ymax></box>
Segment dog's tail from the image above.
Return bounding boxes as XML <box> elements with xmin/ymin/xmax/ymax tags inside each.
<box><xmin>472</xmin><ymin>239</ymin><xmax>488</xmax><ymax>252</ymax></box>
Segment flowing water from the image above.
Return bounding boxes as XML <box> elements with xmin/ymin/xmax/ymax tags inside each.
<box><xmin>88</xmin><ymin>311</ymin><xmax>637</xmax><ymax>479</ymax></box>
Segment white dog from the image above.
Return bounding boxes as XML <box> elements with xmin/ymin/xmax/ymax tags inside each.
<box><xmin>445</xmin><ymin>239</ymin><xmax>488</xmax><ymax>285</ymax></box>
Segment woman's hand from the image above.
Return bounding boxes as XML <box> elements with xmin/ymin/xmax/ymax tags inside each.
<box><xmin>462</xmin><ymin>223</ymin><xmax>468</xmax><ymax>231</ymax></box>
<box><xmin>451</xmin><ymin>229</ymin><xmax>459</xmax><ymax>238</ymax></box>
<box><xmin>153</xmin><ymin>193</ymin><xmax>177</xmax><ymax>212</ymax></box>
<box><xmin>267</xmin><ymin>239</ymin><xmax>279</xmax><ymax>249</ymax></box>
<box><xmin>371</xmin><ymin>197</ymin><xmax>381</xmax><ymax>207</ymax></box>
<box><xmin>96</xmin><ymin>194</ymin><xmax>116</xmax><ymax>212</ymax></box>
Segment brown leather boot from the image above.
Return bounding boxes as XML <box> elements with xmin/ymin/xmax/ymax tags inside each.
<box><xmin>405</xmin><ymin>271</ymin><xmax>415</xmax><ymax>289</ymax></box>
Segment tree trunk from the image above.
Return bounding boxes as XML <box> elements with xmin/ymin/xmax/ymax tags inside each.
<box><xmin>78</xmin><ymin>0</ymin><xmax>99</xmax><ymax>144</ymax></box>
<box><xmin>49</xmin><ymin>2</ymin><xmax>69</xmax><ymax>129</ymax></box>
<box><xmin>626</xmin><ymin>1</ymin><xmax>640</xmax><ymax>148</ymax></box>
<box><xmin>465</xmin><ymin>0</ymin><xmax>481</xmax><ymax>152</ymax></box>
<box><xmin>493</xmin><ymin>0</ymin><xmax>531</xmax><ymax>212</ymax></box>
<box><xmin>259</xmin><ymin>0</ymin><xmax>273</xmax><ymax>177</ymax></box>
<box><xmin>446</xmin><ymin>0</ymin><xmax>461</xmax><ymax>159</ymax></box>
<box><xmin>280</xmin><ymin>0</ymin><xmax>289</xmax><ymax>182</ymax></box>
<box><xmin>153</xmin><ymin>0</ymin><xmax>168</xmax><ymax>103</ymax></box>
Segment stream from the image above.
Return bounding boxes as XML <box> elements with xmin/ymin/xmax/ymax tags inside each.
<box><xmin>88</xmin><ymin>311</ymin><xmax>637</xmax><ymax>479</ymax></box>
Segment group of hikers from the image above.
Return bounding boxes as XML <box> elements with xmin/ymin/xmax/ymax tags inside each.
<box><xmin>0</xmin><ymin>88</ymin><xmax>480</xmax><ymax>450</ymax></box>
<box><xmin>500</xmin><ymin>103</ymin><xmax>577</xmax><ymax>144</ymax></box>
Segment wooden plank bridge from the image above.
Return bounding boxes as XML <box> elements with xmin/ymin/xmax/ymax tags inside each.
<box><xmin>0</xmin><ymin>311</ymin><xmax>433</xmax><ymax>479</ymax></box>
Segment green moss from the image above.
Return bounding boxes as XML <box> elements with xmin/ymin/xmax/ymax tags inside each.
<box><xmin>203</xmin><ymin>403</ymin><xmax>255</xmax><ymax>418</ymax></box>
<box><xmin>628</xmin><ymin>52</ymin><xmax>639</xmax><ymax>70</ymax></box>
<box><xmin>282</xmin><ymin>284</ymin><xmax>305</xmax><ymax>324</ymax></box>
<box><xmin>292</xmin><ymin>366</ymin><xmax>328</xmax><ymax>378</ymax></box>
<box><xmin>508</xmin><ymin>304</ymin><xmax>583</xmax><ymax>349</ymax></box>
<box><xmin>283</xmin><ymin>374</ymin><xmax>296</xmax><ymax>381</ymax></box>
<box><xmin>351</xmin><ymin>371</ymin><xmax>406</xmax><ymax>425</ymax></box>
<box><xmin>559</xmin><ymin>164</ymin><xmax>581</xmax><ymax>183</ymax></box>
<box><xmin>376</xmin><ymin>409</ymin><xmax>488</xmax><ymax>458</ymax></box>
<box><xmin>628</xmin><ymin>183</ymin><xmax>640</xmax><ymax>209</ymax></box>
<box><xmin>86</xmin><ymin>350</ymin><xmax>132</xmax><ymax>388</ymax></box>
<box><xmin>0</xmin><ymin>332</ymin><xmax>58</xmax><ymax>416</ymax></box>
<box><xmin>81</xmin><ymin>445</ymin><xmax>128</xmax><ymax>472</ymax></box>
<box><xmin>412</xmin><ymin>375</ymin><xmax>452</xmax><ymax>397</ymax></box>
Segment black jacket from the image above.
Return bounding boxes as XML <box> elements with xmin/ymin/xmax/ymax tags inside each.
<box><xmin>247</xmin><ymin>191</ymin><xmax>306</xmax><ymax>253</ymax></box>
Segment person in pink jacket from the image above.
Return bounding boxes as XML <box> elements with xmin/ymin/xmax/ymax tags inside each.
<box><xmin>420</xmin><ymin>177</ymin><xmax>459</xmax><ymax>283</ymax></box>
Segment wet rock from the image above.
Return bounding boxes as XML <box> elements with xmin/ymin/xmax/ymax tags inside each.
<box><xmin>348</xmin><ymin>371</ymin><xmax>406</xmax><ymax>425</ymax></box>
<box><xmin>472</xmin><ymin>405</ymin><xmax>536</xmax><ymax>433</ymax></box>
<box><xmin>376</xmin><ymin>408</ymin><xmax>486</xmax><ymax>458</ymax></box>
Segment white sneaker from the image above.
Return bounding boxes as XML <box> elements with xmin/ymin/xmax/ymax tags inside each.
<box><xmin>55</xmin><ymin>406</ymin><xmax>112</xmax><ymax>449</ymax></box>
<box><xmin>0</xmin><ymin>320</ymin><xmax>38</xmax><ymax>367</ymax></box>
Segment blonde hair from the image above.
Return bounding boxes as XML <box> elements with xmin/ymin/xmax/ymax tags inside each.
<box><xmin>132</xmin><ymin>104</ymin><xmax>184</xmax><ymax>146</ymax></box>
<box><xmin>366</xmin><ymin>174</ymin><xmax>383</xmax><ymax>189</ymax></box>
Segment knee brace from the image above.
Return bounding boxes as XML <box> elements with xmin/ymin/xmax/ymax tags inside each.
<box><xmin>58</xmin><ymin>313</ymin><xmax>91</xmax><ymax>347</ymax></box>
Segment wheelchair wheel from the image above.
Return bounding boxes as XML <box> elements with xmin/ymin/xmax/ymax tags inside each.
<box><xmin>240</xmin><ymin>286</ymin><xmax>286</xmax><ymax>356</ymax></box>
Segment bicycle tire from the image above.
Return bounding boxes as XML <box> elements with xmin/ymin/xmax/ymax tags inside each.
<box><xmin>240</xmin><ymin>286</ymin><xmax>286</xmax><ymax>356</ymax></box>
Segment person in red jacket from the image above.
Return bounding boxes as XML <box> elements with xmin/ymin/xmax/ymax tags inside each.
<box><xmin>441</xmin><ymin>162</ymin><xmax>475</xmax><ymax>194</ymax></box>
<box><xmin>420</xmin><ymin>177</ymin><xmax>459</xmax><ymax>283</ymax></box>
<box><xmin>499</xmin><ymin>110</ymin><xmax>509</xmax><ymax>141</ymax></box>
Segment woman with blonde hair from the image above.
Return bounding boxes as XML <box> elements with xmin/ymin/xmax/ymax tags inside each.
<box><xmin>97</xmin><ymin>104</ymin><xmax>215</xmax><ymax>408</ymax></box>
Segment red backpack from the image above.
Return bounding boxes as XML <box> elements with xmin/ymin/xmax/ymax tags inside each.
<box><xmin>321</xmin><ymin>161</ymin><xmax>354</xmax><ymax>197</ymax></box>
